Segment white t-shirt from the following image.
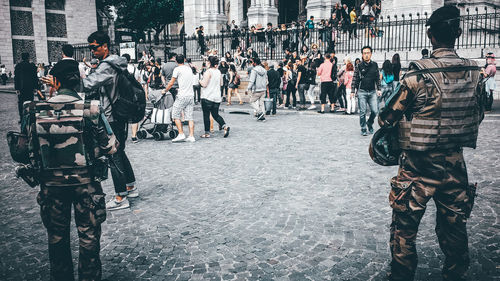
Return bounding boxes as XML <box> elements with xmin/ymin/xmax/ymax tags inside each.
<box><xmin>172</xmin><ymin>65</ymin><xmax>194</xmax><ymax>97</ymax></box>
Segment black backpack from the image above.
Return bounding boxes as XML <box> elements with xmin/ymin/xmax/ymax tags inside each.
<box><xmin>103</xmin><ymin>61</ymin><xmax>146</xmax><ymax>123</ymax></box>
<box><xmin>330</xmin><ymin>58</ymin><xmax>338</xmax><ymax>82</ymax></box>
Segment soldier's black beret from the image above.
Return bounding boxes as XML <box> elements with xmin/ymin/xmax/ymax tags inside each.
<box><xmin>426</xmin><ymin>5</ymin><xmax>460</xmax><ymax>27</ymax></box>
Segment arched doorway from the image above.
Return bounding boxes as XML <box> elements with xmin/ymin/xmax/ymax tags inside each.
<box><xmin>277</xmin><ymin>0</ymin><xmax>307</xmax><ymax>24</ymax></box>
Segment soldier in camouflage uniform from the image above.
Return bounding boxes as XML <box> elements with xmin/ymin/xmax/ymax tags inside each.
<box><xmin>377</xmin><ymin>6</ymin><xmax>483</xmax><ymax>281</ymax></box>
<box><xmin>28</xmin><ymin>56</ymin><xmax>118</xmax><ymax>281</ymax></box>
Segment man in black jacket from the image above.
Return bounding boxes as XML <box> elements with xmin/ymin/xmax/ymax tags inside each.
<box><xmin>14</xmin><ymin>52</ymin><xmax>38</xmax><ymax>124</ymax></box>
<box><xmin>49</xmin><ymin>44</ymin><xmax>80</xmax><ymax>92</ymax></box>
<box><xmin>267</xmin><ymin>63</ymin><xmax>281</xmax><ymax>115</ymax></box>
<box><xmin>351</xmin><ymin>45</ymin><xmax>381</xmax><ymax>136</ymax></box>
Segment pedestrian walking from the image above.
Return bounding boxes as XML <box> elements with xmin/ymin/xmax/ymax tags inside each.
<box><xmin>482</xmin><ymin>52</ymin><xmax>496</xmax><ymax>111</ymax></box>
<box><xmin>344</xmin><ymin>62</ymin><xmax>356</xmax><ymax>114</ymax></box>
<box><xmin>351</xmin><ymin>45</ymin><xmax>381</xmax><ymax>135</ymax></box>
<box><xmin>378</xmin><ymin>6</ymin><xmax>483</xmax><ymax>281</ymax></box>
<box><xmin>199</xmin><ymin>56</ymin><xmax>230</xmax><ymax>138</ymax></box>
<box><xmin>14</xmin><ymin>52</ymin><xmax>38</xmax><ymax>124</ymax></box>
<box><xmin>317</xmin><ymin>53</ymin><xmax>336</xmax><ymax>113</ymax></box>
<box><xmin>1</xmin><ymin>64</ymin><xmax>8</xmax><ymax>85</ymax></box>
<box><xmin>247</xmin><ymin>58</ymin><xmax>268</xmax><ymax>121</ymax></box>
<box><xmin>164</xmin><ymin>54</ymin><xmax>196</xmax><ymax>142</ymax></box>
<box><xmin>380</xmin><ymin>60</ymin><xmax>395</xmax><ymax>108</ymax></box>
<box><xmin>295</xmin><ymin>59</ymin><xmax>308</xmax><ymax>110</ymax></box>
<box><xmin>227</xmin><ymin>64</ymin><xmax>243</xmax><ymax>105</ymax></box>
<box><xmin>36</xmin><ymin>60</ymin><xmax>117</xmax><ymax>281</ymax></box>
<box><xmin>267</xmin><ymin>62</ymin><xmax>281</xmax><ymax>115</ymax></box>
<box><xmin>80</xmin><ymin>31</ymin><xmax>139</xmax><ymax>210</ymax></box>
<box><xmin>161</xmin><ymin>53</ymin><xmax>179</xmax><ymax>99</ymax></box>
<box><xmin>285</xmin><ymin>61</ymin><xmax>298</xmax><ymax>109</ymax></box>
<box><xmin>305</xmin><ymin>62</ymin><xmax>318</xmax><ymax>110</ymax></box>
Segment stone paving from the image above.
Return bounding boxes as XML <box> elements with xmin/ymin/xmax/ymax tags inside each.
<box><xmin>0</xmin><ymin>92</ymin><xmax>498</xmax><ymax>281</ymax></box>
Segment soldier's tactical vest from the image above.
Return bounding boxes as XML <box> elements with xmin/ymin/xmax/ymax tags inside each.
<box><xmin>398</xmin><ymin>56</ymin><xmax>481</xmax><ymax>151</ymax></box>
<box><xmin>32</xmin><ymin>94</ymin><xmax>100</xmax><ymax>187</ymax></box>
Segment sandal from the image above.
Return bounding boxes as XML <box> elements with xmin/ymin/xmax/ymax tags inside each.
<box><xmin>200</xmin><ymin>134</ymin><xmax>211</xmax><ymax>138</ymax></box>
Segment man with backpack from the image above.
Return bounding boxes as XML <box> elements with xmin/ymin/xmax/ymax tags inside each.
<box><xmin>35</xmin><ymin>56</ymin><xmax>118</xmax><ymax>280</ymax></box>
<box><xmin>82</xmin><ymin>31</ymin><xmax>140</xmax><ymax>211</ymax></box>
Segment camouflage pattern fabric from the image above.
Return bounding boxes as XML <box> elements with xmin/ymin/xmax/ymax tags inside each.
<box><xmin>378</xmin><ymin>48</ymin><xmax>482</xmax><ymax>281</ymax></box>
<box><xmin>388</xmin><ymin>150</ymin><xmax>475</xmax><ymax>281</ymax></box>
<box><xmin>37</xmin><ymin>182</ymin><xmax>106</xmax><ymax>281</ymax></box>
<box><xmin>23</xmin><ymin>90</ymin><xmax>117</xmax><ymax>187</ymax></box>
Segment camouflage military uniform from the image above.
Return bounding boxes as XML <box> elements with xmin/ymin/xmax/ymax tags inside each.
<box><xmin>23</xmin><ymin>88</ymin><xmax>117</xmax><ymax>281</ymax></box>
<box><xmin>379</xmin><ymin>48</ymin><xmax>483</xmax><ymax>281</ymax></box>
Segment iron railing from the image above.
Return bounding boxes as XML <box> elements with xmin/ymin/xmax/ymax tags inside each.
<box><xmin>74</xmin><ymin>6</ymin><xmax>499</xmax><ymax>62</ymax></box>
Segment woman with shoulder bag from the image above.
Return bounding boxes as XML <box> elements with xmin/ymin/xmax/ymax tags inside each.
<box><xmin>199</xmin><ymin>56</ymin><xmax>230</xmax><ymax>138</ymax></box>
<box><xmin>380</xmin><ymin>60</ymin><xmax>394</xmax><ymax>108</ymax></box>
<box><xmin>227</xmin><ymin>64</ymin><xmax>243</xmax><ymax>105</ymax></box>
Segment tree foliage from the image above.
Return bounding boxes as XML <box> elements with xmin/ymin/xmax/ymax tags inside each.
<box><xmin>96</xmin><ymin>0</ymin><xmax>183</xmax><ymax>35</ymax></box>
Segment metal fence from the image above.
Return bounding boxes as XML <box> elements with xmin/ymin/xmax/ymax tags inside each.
<box><xmin>74</xmin><ymin>7</ymin><xmax>499</xmax><ymax>62</ymax></box>
<box><xmin>180</xmin><ymin>7</ymin><xmax>499</xmax><ymax>62</ymax></box>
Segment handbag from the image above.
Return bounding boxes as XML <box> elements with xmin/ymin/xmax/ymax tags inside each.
<box><xmin>151</xmin><ymin>95</ymin><xmax>172</xmax><ymax>124</ymax></box>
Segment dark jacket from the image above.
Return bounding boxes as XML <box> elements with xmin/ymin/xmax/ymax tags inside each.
<box><xmin>49</xmin><ymin>58</ymin><xmax>80</xmax><ymax>90</ymax></box>
<box><xmin>267</xmin><ymin>68</ymin><xmax>280</xmax><ymax>89</ymax></box>
<box><xmin>14</xmin><ymin>61</ymin><xmax>38</xmax><ymax>93</ymax></box>
<box><xmin>351</xmin><ymin>60</ymin><xmax>381</xmax><ymax>92</ymax></box>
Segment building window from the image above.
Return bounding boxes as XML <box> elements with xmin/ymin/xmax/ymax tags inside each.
<box><xmin>47</xmin><ymin>41</ymin><xmax>67</xmax><ymax>63</ymax></box>
<box><xmin>46</xmin><ymin>13</ymin><xmax>68</xmax><ymax>38</ymax></box>
<box><xmin>45</xmin><ymin>0</ymin><xmax>65</xmax><ymax>10</ymax></box>
<box><xmin>12</xmin><ymin>39</ymin><xmax>36</xmax><ymax>64</ymax></box>
<box><xmin>9</xmin><ymin>0</ymin><xmax>32</xmax><ymax>7</ymax></box>
<box><xmin>10</xmin><ymin>10</ymin><xmax>34</xmax><ymax>36</ymax></box>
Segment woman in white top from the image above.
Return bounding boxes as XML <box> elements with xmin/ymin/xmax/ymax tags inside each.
<box><xmin>199</xmin><ymin>56</ymin><xmax>230</xmax><ymax>138</ymax></box>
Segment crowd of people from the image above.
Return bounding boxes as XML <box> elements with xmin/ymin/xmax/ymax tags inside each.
<box><xmin>7</xmin><ymin>4</ymin><xmax>498</xmax><ymax>281</ymax></box>
<box><xmin>193</xmin><ymin>0</ymin><xmax>383</xmax><ymax>60</ymax></box>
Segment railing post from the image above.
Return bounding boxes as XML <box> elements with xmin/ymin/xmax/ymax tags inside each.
<box><xmin>221</xmin><ymin>27</ymin><xmax>225</xmax><ymax>56</ymax></box>
<box><xmin>182</xmin><ymin>29</ymin><xmax>187</xmax><ymax>58</ymax></box>
<box><xmin>483</xmin><ymin>7</ymin><xmax>488</xmax><ymax>49</ymax></box>
<box><xmin>386</xmin><ymin>16</ymin><xmax>390</xmax><ymax>52</ymax></box>
<box><xmin>409</xmin><ymin>13</ymin><xmax>413</xmax><ymax>51</ymax></box>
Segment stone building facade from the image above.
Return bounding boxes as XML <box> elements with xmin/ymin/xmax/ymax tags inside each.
<box><xmin>184</xmin><ymin>0</ymin><xmax>499</xmax><ymax>35</ymax></box>
<box><xmin>0</xmin><ymin>0</ymin><xmax>98</xmax><ymax>71</ymax></box>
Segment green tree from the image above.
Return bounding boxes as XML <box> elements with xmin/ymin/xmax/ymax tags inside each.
<box><xmin>96</xmin><ymin>0</ymin><xmax>183</xmax><ymax>44</ymax></box>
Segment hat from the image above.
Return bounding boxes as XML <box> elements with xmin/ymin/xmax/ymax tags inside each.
<box><xmin>486</xmin><ymin>52</ymin><xmax>495</xmax><ymax>59</ymax></box>
<box><xmin>426</xmin><ymin>5</ymin><xmax>460</xmax><ymax>27</ymax></box>
<box><xmin>90</xmin><ymin>58</ymin><xmax>99</xmax><ymax>64</ymax></box>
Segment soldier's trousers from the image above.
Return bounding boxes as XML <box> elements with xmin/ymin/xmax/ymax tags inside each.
<box><xmin>389</xmin><ymin>149</ymin><xmax>475</xmax><ymax>281</ymax></box>
<box><xmin>37</xmin><ymin>182</ymin><xmax>107</xmax><ymax>281</ymax></box>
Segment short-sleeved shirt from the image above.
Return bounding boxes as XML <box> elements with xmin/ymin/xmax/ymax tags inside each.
<box><xmin>161</xmin><ymin>61</ymin><xmax>179</xmax><ymax>89</ymax></box>
<box><xmin>350</xmin><ymin>11</ymin><xmax>357</xmax><ymax>23</ymax></box>
<box><xmin>485</xmin><ymin>64</ymin><xmax>496</xmax><ymax>77</ymax></box>
<box><xmin>297</xmin><ymin>65</ymin><xmax>307</xmax><ymax>84</ymax></box>
<box><xmin>173</xmin><ymin>65</ymin><xmax>194</xmax><ymax>97</ymax></box>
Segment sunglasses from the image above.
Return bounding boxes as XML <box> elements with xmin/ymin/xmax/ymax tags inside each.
<box><xmin>88</xmin><ymin>44</ymin><xmax>102</xmax><ymax>51</ymax></box>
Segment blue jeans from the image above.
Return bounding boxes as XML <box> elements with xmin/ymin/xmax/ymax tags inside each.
<box><xmin>267</xmin><ymin>88</ymin><xmax>279</xmax><ymax>114</ymax></box>
<box><xmin>357</xmin><ymin>89</ymin><xmax>378</xmax><ymax>132</ymax></box>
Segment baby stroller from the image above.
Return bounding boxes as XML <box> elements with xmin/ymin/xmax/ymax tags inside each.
<box><xmin>136</xmin><ymin>89</ymin><xmax>178</xmax><ymax>141</ymax></box>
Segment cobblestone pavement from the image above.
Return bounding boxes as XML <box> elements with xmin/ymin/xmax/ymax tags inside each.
<box><xmin>0</xmin><ymin>92</ymin><xmax>498</xmax><ymax>281</ymax></box>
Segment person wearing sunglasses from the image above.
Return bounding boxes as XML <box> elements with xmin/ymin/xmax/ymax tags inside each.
<box><xmin>81</xmin><ymin>31</ymin><xmax>139</xmax><ymax>211</ymax></box>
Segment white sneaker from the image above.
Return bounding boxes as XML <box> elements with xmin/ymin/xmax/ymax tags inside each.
<box><xmin>106</xmin><ymin>197</ymin><xmax>130</xmax><ymax>211</ymax></box>
<box><xmin>308</xmin><ymin>105</ymin><xmax>317</xmax><ymax>110</ymax></box>
<box><xmin>127</xmin><ymin>186</ymin><xmax>139</xmax><ymax>198</ymax></box>
<box><xmin>172</xmin><ymin>133</ymin><xmax>186</xmax><ymax>142</ymax></box>
<box><xmin>185</xmin><ymin>136</ymin><xmax>196</xmax><ymax>142</ymax></box>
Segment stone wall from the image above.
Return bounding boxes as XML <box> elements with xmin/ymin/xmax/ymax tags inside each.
<box><xmin>0</xmin><ymin>0</ymin><xmax>97</xmax><ymax>72</ymax></box>
<box><xmin>66</xmin><ymin>0</ymin><xmax>97</xmax><ymax>44</ymax></box>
